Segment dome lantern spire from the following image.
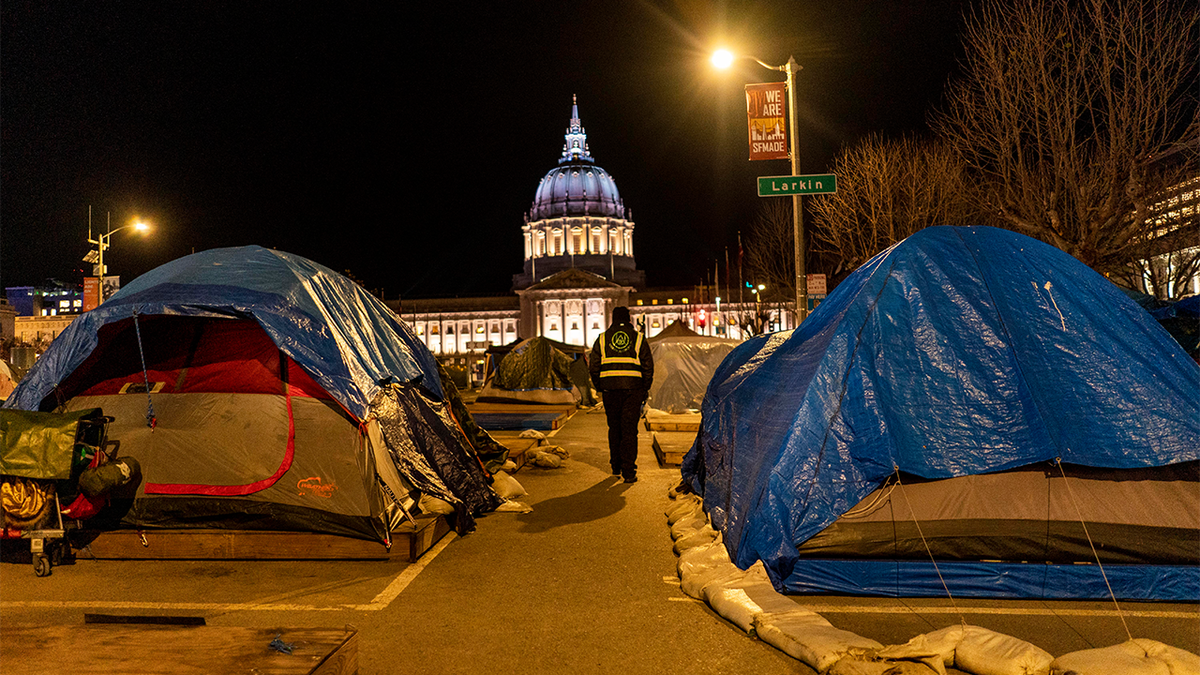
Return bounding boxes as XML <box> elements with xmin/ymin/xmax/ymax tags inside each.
<box><xmin>560</xmin><ymin>94</ymin><xmax>593</xmax><ymax>164</ymax></box>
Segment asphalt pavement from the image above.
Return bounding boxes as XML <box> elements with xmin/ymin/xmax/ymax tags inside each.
<box><xmin>1</xmin><ymin>406</ymin><xmax>1196</xmax><ymax>674</ymax></box>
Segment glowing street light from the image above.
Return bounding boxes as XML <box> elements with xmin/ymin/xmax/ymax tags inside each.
<box><xmin>87</xmin><ymin>209</ymin><xmax>152</xmax><ymax>304</ymax></box>
<box><xmin>713</xmin><ymin>48</ymin><xmax>809</xmax><ymax>324</ymax></box>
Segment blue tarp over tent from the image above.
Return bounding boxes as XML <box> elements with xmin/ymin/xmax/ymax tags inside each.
<box><xmin>682</xmin><ymin>226</ymin><xmax>1199</xmax><ymax>598</ymax></box>
<box><xmin>6</xmin><ymin>246</ymin><xmax>443</xmax><ymax>417</ymax></box>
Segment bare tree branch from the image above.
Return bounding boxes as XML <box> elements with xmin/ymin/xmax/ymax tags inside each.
<box><xmin>933</xmin><ymin>0</ymin><xmax>1199</xmax><ymax>296</ymax></box>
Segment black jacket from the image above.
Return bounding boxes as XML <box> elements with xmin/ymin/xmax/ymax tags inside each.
<box><xmin>589</xmin><ymin>321</ymin><xmax>654</xmax><ymax>391</ymax></box>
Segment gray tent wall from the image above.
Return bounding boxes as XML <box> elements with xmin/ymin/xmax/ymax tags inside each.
<box><xmin>647</xmin><ymin>322</ymin><xmax>740</xmax><ymax>413</ymax></box>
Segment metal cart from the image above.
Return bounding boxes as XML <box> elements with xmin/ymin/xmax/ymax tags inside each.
<box><xmin>1</xmin><ymin>408</ymin><xmax>115</xmax><ymax>577</ymax></box>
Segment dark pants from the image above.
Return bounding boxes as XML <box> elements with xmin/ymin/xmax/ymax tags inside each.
<box><xmin>602</xmin><ymin>389</ymin><xmax>644</xmax><ymax>479</ymax></box>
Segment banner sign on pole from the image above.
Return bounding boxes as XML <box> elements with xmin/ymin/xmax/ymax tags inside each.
<box><xmin>83</xmin><ymin>277</ymin><xmax>101</xmax><ymax>312</ymax></box>
<box><xmin>745</xmin><ymin>82</ymin><xmax>789</xmax><ymax>161</ymax></box>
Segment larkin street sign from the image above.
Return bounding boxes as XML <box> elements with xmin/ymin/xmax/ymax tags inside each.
<box><xmin>757</xmin><ymin>174</ymin><xmax>838</xmax><ymax>196</ymax></box>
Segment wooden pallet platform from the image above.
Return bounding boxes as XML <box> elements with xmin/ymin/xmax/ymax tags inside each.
<box><xmin>644</xmin><ymin>411</ymin><xmax>701</xmax><ymax>432</ymax></box>
<box><xmin>71</xmin><ymin>514</ymin><xmax>450</xmax><ymax>563</ymax></box>
<box><xmin>491</xmin><ymin>434</ymin><xmax>542</xmax><ymax>472</ymax></box>
<box><xmin>652</xmin><ymin>430</ymin><xmax>696</xmax><ymax>467</ymax></box>
<box><xmin>469</xmin><ymin>402</ymin><xmax>576</xmax><ymax>431</ymax></box>
<box><xmin>2</xmin><ymin>624</ymin><xmax>357</xmax><ymax>675</ymax></box>
<box><xmin>472</xmin><ymin>412</ymin><xmax>567</xmax><ymax>431</ymax></box>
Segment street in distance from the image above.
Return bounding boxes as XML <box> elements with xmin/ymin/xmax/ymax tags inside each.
<box><xmin>757</xmin><ymin>174</ymin><xmax>838</xmax><ymax>197</ymax></box>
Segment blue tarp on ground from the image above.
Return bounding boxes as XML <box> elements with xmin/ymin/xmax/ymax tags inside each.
<box><xmin>682</xmin><ymin>226</ymin><xmax>1200</xmax><ymax>595</ymax></box>
<box><xmin>6</xmin><ymin>246</ymin><xmax>442</xmax><ymax>418</ymax></box>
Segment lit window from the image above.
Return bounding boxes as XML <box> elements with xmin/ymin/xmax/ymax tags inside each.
<box><xmin>667</xmin><ymin>299</ymin><xmax>673</xmax><ymax>305</ymax></box>
<box><xmin>73</xmin><ymin>300</ymin><xmax>82</xmax><ymax>307</ymax></box>
<box><xmin>636</xmin><ymin>300</ymin><xmax>643</xmax><ymax>306</ymax></box>
<box><xmin>59</xmin><ymin>300</ymin><xmax>71</xmax><ymax>308</ymax></box>
<box><xmin>682</xmin><ymin>298</ymin><xmax>688</xmax><ymax>304</ymax></box>
<box><xmin>476</xmin><ymin>325</ymin><xmax>485</xmax><ymax>334</ymax></box>
<box><xmin>651</xmin><ymin>300</ymin><xmax>658</xmax><ymax>305</ymax></box>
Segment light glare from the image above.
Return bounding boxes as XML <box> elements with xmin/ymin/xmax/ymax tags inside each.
<box><xmin>711</xmin><ymin>49</ymin><xmax>734</xmax><ymax>69</ymax></box>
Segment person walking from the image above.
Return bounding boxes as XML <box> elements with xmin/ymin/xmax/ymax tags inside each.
<box><xmin>589</xmin><ymin>306</ymin><xmax>654</xmax><ymax>483</ymax></box>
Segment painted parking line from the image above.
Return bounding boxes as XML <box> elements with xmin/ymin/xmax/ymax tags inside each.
<box><xmin>1</xmin><ymin>533</ymin><xmax>458</xmax><ymax>614</ymax></box>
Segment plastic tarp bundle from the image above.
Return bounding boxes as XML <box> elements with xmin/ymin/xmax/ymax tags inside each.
<box><xmin>6</xmin><ymin>246</ymin><xmax>442</xmax><ymax>417</ymax></box>
<box><xmin>648</xmin><ymin>322</ymin><xmax>740</xmax><ymax>413</ymax></box>
<box><xmin>682</xmin><ymin>226</ymin><xmax>1200</xmax><ymax>598</ymax></box>
<box><xmin>373</xmin><ymin>383</ymin><xmax>501</xmax><ymax>533</ymax></box>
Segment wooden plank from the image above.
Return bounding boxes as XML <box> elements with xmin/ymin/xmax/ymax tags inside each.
<box><xmin>0</xmin><ymin>625</ymin><xmax>358</xmax><ymax>675</ymax></box>
<box><xmin>644</xmin><ymin>411</ymin><xmax>701</xmax><ymax>432</ymax></box>
<box><xmin>73</xmin><ymin>515</ymin><xmax>449</xmax><ymax>563</ymax></box>
<box><xmin>493</xmin><ymin>435</ymin><xmax>540</xmax><ymax>472</ymax></box>
<box><xmin>652</xmin><ymin>431</ymin><xmax>695</xmax><ymax>467</ymax></box>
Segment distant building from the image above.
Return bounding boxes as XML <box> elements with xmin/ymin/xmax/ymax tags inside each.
<box><xmin>389</xmin><ymin>98</ymin><xmax>794</xmax><ymax>381</ymax></box>
<box><xmin>5</xmin><ymin>281</ymin><xmax>85</xmax><ymax>317</ymax></box>
<box><xmin>14</xmin><ymin>315</ymin><xmax>76</xmax><ymax>345</ymax></box>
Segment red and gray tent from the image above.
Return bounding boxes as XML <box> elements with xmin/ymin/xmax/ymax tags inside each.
<box><xmin>6</xmin><ymin>246</ymin><xmax>499</xmax><ymax>541</ymax></box>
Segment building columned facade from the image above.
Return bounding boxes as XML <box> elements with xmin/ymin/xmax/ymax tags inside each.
<box><xmin>390</xmin><ymin>97</ymin><xmax>774</xmax><ymax>381</ymax></box>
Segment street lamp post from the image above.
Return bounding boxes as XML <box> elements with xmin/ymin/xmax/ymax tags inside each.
<box><xmin>713</xmin><ymin>51</ymin><xmax>808</xmax><ymax>325</ymax></box>
<box><xmin>88</xmin><ymin>212</ymin><xmax>150</xmax><ymax>304</ymax></box>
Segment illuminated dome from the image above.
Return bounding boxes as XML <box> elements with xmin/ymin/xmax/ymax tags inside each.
<box><xmin>514</xmin><ymin>97</ymin><xmax>644</xmax><ymax>291</ymax></box>
<box><xmin>529</xmin><ymin>99</ymin><xmax>626</xmax><ymax>220</ymax></box>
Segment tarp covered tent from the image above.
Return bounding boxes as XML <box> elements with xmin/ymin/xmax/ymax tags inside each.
<box><xmin>478</xmin><ymin>336</ymin><xmax>583</xmax><ymax>405</ymax></box>
<box><xmin>647</xmin><ymin>321</ymin><xmax>740</xmax><ymax>413</ymax></box>
<box><xmin>682</xmin><ymin>226</ymin><xmax>1199</xmax><ymax>600</ymax></box>
<box><xmin>5</xmin><ymin>246</ymin><xmax>500</xmax><ymax>541</ymax></box>
<box><xmin>1118</xmin><ymin>288</ymin><xmax>1200</xmax><ymax>360</ymax></box>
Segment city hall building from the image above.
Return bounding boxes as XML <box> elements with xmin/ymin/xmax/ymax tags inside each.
<box><xmin>387</xmin><ymin>99</ymin><xmax>781</xmax><ymax>367</ymax></box>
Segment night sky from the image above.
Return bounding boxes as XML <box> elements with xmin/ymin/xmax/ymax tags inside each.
<box><xmin>1</xmin><ymin>1</ymin><xmax>968</xmax><ymax>299</ymax></box>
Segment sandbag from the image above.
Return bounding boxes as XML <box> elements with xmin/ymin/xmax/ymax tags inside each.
<box><xmin>666</xmin><ymin>496</ymin><xmax>703</xmax><ymax>524</ymax></box>
<box><xmin>669</xmin><ymin>513</ymin><xmax>708</xmax><ymax>540</ymax></box>
<box><xmin>829</xmin><ymin>660</ymin><xmax>939</xmax><ymax>675</ymax></box>
<box><xmin>878</xmin><ymin>625</ymin><xmax>963</xmax><ymax>672</ymax></box>
<box><xmin>672</xmin><ymin>526</ymin><xmax>719</xmax><ymax>555</ymax></box>
<box><xmin>701</xmin><ymin>564</ymin><xmax>800</xmax><ymax>634</ymax></box>
<box><xmin>524</xmin><ymin>448</ymin><xmax>562</xmax><ymax>468</ymax></box>
<box><xmin>754</xmin><ymin>609</ymin><xmax>882</xmax><ymax>673</ymax></box>
<box><xmin>490</xmin><ymin>471</ymin><xmax>526</xmax><ymax>499</ymax></box>
<box><xmin>419</xmin><ymin>494</ymin><xmax>456</xmax><ymax>515</ymax></box>
<box><xmin>677</xmin><ymin>539</ymin><xmax>746</xmax><ymax>599</ymax></box>
<box><xmin>1050</xmin><ymin>639</ymin><xmax>1199</xmax><ymax>675</ymax></box>
<box><xmin>677</xmin><ymin>538</ymin><xmax>729</xmax><ymax>576</ymax></box>
<box><xmin>681</xmin><ymin>559</ymin><xmax>745</xmax><ymax>600</ymax></box>
<box><xmin>955</xmin><ymin>625</ymin><xmax>1053</xmax><ymax>675</ymax></box>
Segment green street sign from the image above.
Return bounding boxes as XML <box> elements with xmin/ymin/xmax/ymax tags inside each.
<box><xmin>757</xmin><ymin>174</ymin><xmax>837</xmax><ymax>196</ymax></box>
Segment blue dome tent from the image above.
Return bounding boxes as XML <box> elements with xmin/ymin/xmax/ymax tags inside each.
<box><xmin>6</xmin><ymin>246</ymin><xmax>500</xmax><ymax>541</ymax></box>
<box><xmin>682</xmin><ymin>226</ymin><xmax>1199</xmax><ymax>600</ymax></box>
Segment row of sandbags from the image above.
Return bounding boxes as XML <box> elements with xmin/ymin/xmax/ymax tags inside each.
<box><xmin>666</xmin><ymin>490</ymin><xmax>1200</xmax><ymax>675</ymax></box>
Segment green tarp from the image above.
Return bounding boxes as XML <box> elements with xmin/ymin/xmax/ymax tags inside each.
<box><xmin>0</xmin><ymin>408</ymin><xmax>103</xmax><ymax>480</ymax></box>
